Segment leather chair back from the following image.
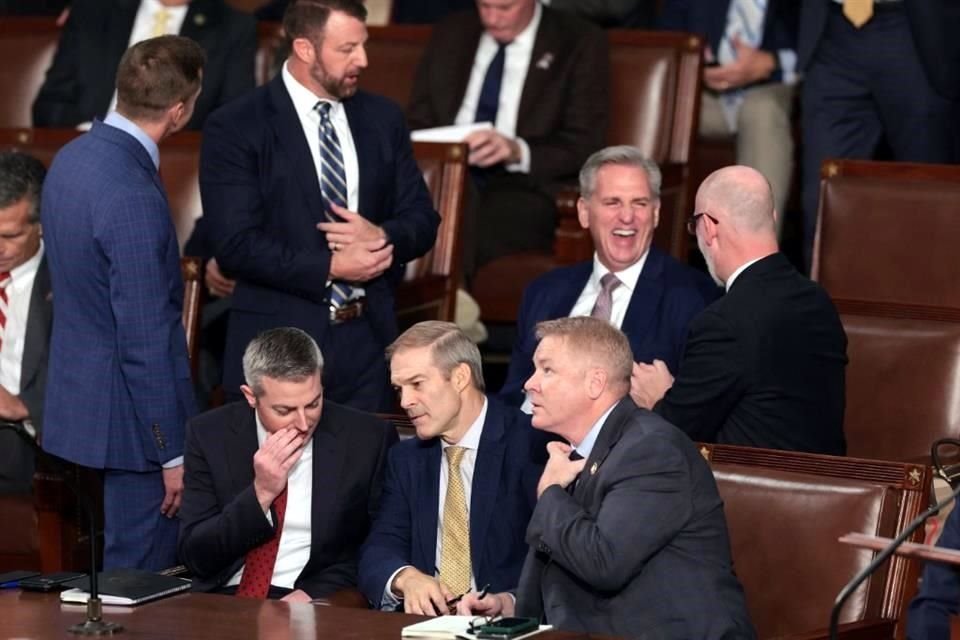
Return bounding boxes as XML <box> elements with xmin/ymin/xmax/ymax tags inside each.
<box><xmin>704</xmin><ymin>444</ymin><xmax>930</xmax><ymax>639</ymax></box>
<box><xmin>0</xmin><ymin>18</ymin><xmax>60</xmax><ymax>128</ymax></box>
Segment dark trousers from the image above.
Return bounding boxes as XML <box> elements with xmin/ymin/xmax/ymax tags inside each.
<box><xmin>320</xmin><ymin>316</ymin><xmax>393</xmax><ymax>413</ymax></box>
<box><xmin>801</xmin><ymin>3</ymin><xmax>958</xmax><ymax>269</ymax></box>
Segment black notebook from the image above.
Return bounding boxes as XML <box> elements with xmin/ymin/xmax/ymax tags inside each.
<box><xmin>60</xmin><ymin>569</ymin><xmax>191</xmax><ymax>606</ymax></box>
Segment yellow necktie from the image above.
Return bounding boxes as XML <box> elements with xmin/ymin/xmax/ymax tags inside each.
<box><xmin>439</xmin><ymin>446</ymin><xmax>471</xmax><ymax>595</ymax></box>
<box><xmin>151</xmin><ymin>7</ymin><xmax>171</xmax><ymax>37</ymax></box>
<box><xmin>843</xmin><ymin>0</ymin><xmax>874</xmax><ymax>28</ymax></box>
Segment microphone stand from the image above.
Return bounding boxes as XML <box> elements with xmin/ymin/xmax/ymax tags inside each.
<box><xmin>828</xmin><ymin>479</ymin><xmax>960</xmax><ymax>640</ymax></box>
<box><xmin>0</xmin><ymin>421</ymin><xmax>122</xmax><ymax>635</ymax></box>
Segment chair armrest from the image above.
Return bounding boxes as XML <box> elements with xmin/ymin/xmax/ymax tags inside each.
<box><xmin>780</xmin><ymin>618</ymin><xmax>896</xmax><ymax>640</ymax></box>
<box><xmin>311</xmin><ymin>587</ymin><xmax>369</xmax><ymax>609</ymax></box>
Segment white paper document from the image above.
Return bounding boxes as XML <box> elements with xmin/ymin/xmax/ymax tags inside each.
<box><xmin>410</xmin><ymin>122</ymin><xmax>493</xmax><ymax>143</ymax></box>
<box><xmin>401</xmin><ymin>615</ymin><xmax>551</xmax><ymax>639</ymax></box>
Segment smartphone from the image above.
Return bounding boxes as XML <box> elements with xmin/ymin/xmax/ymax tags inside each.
<box><xmin>475</xmin><ymin>617</ymin><xmax>539</xmax><ymax>639</ymax></box>
<box><xmin>0</xmin><ymin>570</ymin><xmax>40</xmax><ymax>588</ymax></box>
<box><xmin>19</xmin><ymin>571</ymin><xmax>86</xmax><ymax>592</ymax></box>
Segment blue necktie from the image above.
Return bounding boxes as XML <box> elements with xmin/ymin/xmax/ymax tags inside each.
<box><xmin>474</xmin><ymin>42</ymin><xmax>508</xmax><ymax>124</ymax></box>
<box><xmin>315</xmin><ymin>101</ymin><xmax>353</xmax><ymax>308</ymax></box>
<box><xmin>716</xmin><ymin>0</ymin><xmax>767</xmax><ymax>131</ymax></box>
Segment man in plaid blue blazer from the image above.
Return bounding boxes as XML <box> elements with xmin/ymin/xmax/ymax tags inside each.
<box><xmin>40</xmin><ymin>36</ymin><xmax>201</xmax><ymax>571</ymax></box>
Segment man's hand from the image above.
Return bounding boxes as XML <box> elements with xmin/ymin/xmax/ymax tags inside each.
<box><xmin>328</xmin><ymin>237</ymin><xmax>394</xmax><ymax>283</ymax></box>
<box><xmin>391</xmin><ymin>567</ymin><xmax>454</xmax><ymax>616</ymax></box>
<box><xmin>704</xmin><ymin>37</ymin><xmax>777</xmax><ymax>92</ymax></box>
<box><xmin>280</xmin><ymin>589</ymin><xmax>311</xmax><ymax>603</ymax></box>
<box><xmin>316</xmin><ymin>204</ymin><xmax>387</xmax><ymax>251</ymax></box>
<box><xmin>456</xmin><ymin>591</ymin><xmax>515</xmax><ymax>617</ymax></box>
<box><xmin>160</xmin><ymin>464</ymin><xmax>184</xmax><ymax>518</ymax></box>
<box><xmin>253</xmin><ymin>428</ymin><xmax>307</xmax><ymax>511</ymax></box>
<box><xmin>630</xmin><ymin>359</ymin><xmax>674</xmax><ymax>410</ymax></box>
<box><xmin>0</xmin><ymin>387</ymin><xmax>29</xmax><ymax>422</ymax></box>
<box><xmin>464</xmin><ymin>130</ymin><xmax>521</xmax><ymax>168</ymax></box>
<box><xmin>204</xmin><ymin>257</ymin><xmax>236</xmax><ymax>298</ymax></box>
<box><xmin>536</xmin><ymin>441</ymin><xmax>586</xmax><ymax>498</ymax></box>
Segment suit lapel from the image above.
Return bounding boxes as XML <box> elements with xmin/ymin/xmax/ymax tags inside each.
<box><xmin>267</xmin><ymin>77</ymin><xmax>326</xmax><ymax>225</ymax></box>
<box><xmin>343</xmin><ymin>97</ymin><xmax>377</xmax><ymax>219</ymax></box>
<box><xmin>444</xmin><ymin>19</ymin><xmax>484</xmax><ymax>123</ymax></box>
<box><xmin>416</xmin><ymin>441</ymin><xmax>442</xmax><ymax>572</ymax></box>
<box><xmin>181</xmin><ymin>0</ymin><xmax>219</xmax><ymax>48</ymax></box>
<box><xmin>227</xmin><ymin>406</ymin><xmax>260</xmax><ymax>494</ymax></box>
<box><xmin>469</xmin><ymin>399</ymin><xmax>505</xmax><ymax>581</ymax></box>
<box><xmin>516</xmin><ymin>9</ymin><xmax>556</xmax><ymax>137</ymax></box>
<box><xmin>573</xmin><ymin>399</ymin><xmax>631</xmax><ymax>501</ymax></box>
<box><xmin>19</xmin><ymin>257</ymin><xmax>52</xmax><ymax>391</ymax></box>
<box><xmin>309</xmin><ymin>411</ymin><xmax>348</xmax><ymax>555</ymax></box>
<box><xmin>622</xmin><ymin>249</ymin><xmax>666</xmax><ymax>350</ymax></box>
<box><xmin>558</xmin><ymin>262</ymin><xmax>592</xmax><ymax>316</ymax></box>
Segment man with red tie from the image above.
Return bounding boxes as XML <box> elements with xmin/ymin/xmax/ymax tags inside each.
<box><xmin>178</xmin><ymin>327</ymin><xmax>397</xmax><ymax>601</ymax></box>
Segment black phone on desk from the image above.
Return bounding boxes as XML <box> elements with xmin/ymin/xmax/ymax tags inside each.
<box><xmin>475</xmin><ymin>617</ymin><xmax>539</xmax><ymax>639</ymax></box>
<box><xmin>0</xmin><ymin>570</ymin><xmax>40</xmax><ymax>588</ymax></box>
<box><xmin>19</xmin><ymin>571</ymin><xmax>86</xmax><ymax>592</ymax></box>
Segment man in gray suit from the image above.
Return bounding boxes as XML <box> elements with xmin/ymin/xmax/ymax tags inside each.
<box><xmin>0</xmin><ymin>152</ymin><xmax>52</xmax><ymax>494</ymax></box>
<box><xmin>458</xmin><ymin>316</ymin><xmax>754</xmax><ymax>639</ymax></box>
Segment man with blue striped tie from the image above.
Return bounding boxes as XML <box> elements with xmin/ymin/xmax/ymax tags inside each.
<box><xmin>199</xmin><ymin>0</ymin><xmax>440</xmax><ymax>412</ymax></box>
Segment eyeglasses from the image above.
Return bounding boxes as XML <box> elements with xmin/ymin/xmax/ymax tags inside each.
<box><xmin>686</xmin><ymin>211</ymin><xmax>719</xmax><ymax>236</ymax></box>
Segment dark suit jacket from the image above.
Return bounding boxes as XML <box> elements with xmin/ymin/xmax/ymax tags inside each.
<box><xmin>32</xmin><ymin>0</ymin><xmax>256</xmax><ymax>130</ymax></box>
<box><xmin>41</xmin><ymin>120</ymin><xmax>195</xmax><ymax>472</ymax></box>
<box><xmin>659</xmin><ymin>0</ymin><xmax>799</xmax><ymax>85</ymax></box>
<box><xmin>0</xmin><ymin>256</ymin><xmax>52</xmax><ymax>494</ymax></box>
<box><xmin>516</xmin><ymin>398</ymin><xmax>755</xmax><ymax>639</ymax></box>
<box><xmin>550</xmin><ymin>0</ymin><xmax>657</xmax><ymax>28</ymax></box>
<box><xmin>357</xmin><ymin>397</ymin><xmax>547</xmax><ymax>606</ymax></box>
<box><xmin>179</xmin><ymin>401</ymin><xmax>398</xmax><ymax>597</ymax></box>
<box><xmin>907</xmin><ymin>496</ymin><xmax>960</xmax><ymax>640</ymax></box>
<box><xmin>500</xmin><ymin>248</ymin><xmax>719</xmax><ymax>404</ymax></box>
<box><xmin>798</xmin><ymin>0</ymin><xmax>960</xmax><ymax>100</ymax></box>
<box><xmin>656</xmin><ymin>252</ymin><xmax>847</xmax><ymax>454</ymax></box>
<box><xmin>406</xmin><ymin>6</ymin><xmax>609</xmax><ymax>184</ymax></box>
<box><xmin>199</xmin><ymin>75</ymin><xmax>440</xmax><ymax>393</ymax></box>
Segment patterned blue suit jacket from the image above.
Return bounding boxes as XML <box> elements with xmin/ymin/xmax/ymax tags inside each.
<box><xmin>500</xmin><ymin>247</ymin><xmax>719</xmax><ymax>405</ymax></box>
<box><xmin>40</xmin><ymin>120</ymin><xmax>196</xmax><ymax>472</ymax></box>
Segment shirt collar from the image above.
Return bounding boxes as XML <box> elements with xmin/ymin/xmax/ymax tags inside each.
<box><xmin>9</xmin><ymin>239</ymin><xmax>43</xmax><ymax>284</ymax></box>
<box><xmin>590</xmin><ymin>249</ymin><xmax>648</xmax><ymax>293</ymax></box>
<box><xmin>282</xmin><ymin>60</ymin><xmax>342</xmax><ymax>123</ymax></box>
<box><xmin>572</xmin><ymin>402</ymin><xmax>617</xmax><ymax>460</ymax></box>
<box><xmin>103</xmin><ymin>111</ymin><xmax>160</xmax><ymax>170</ymax></box>
<box><xmin>441</xmin><ymin>397</ymin><xmax>488</xmax><ymax>452</ymax></box>
<box><xmin>725</xmin><ymin>256</ymin><xmax>764</xmax><ymax>291</ymax></box>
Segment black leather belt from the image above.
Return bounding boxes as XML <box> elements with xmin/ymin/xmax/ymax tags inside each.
<box><xmin>329</xmin><ymin>298</ymin><xmax>366</xmax><ymax>324</ymax></box>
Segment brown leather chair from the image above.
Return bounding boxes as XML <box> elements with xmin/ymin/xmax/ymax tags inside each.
<box><xmin>394</xmin><ymin>142</ymin><xmax>468</xmax><ymax>328</ymax></box>
<box><xmin>702</xmin><ymin>443</ymin><xmax>931</xmax><ymax>640</ymax></box>
<box><xmin>811</xmin><ymin>159</ymin><xmax>960</xmax><ymax>462</ymax></box>
<box><xmin>472</xmin><ymin>30</ymin><xmax>705</xmax><ymax>322</ymax></box>
<box><xmin>0</xmin><ymin>18</ymin><xmax>60</xmax><ymax>128</ymax></box>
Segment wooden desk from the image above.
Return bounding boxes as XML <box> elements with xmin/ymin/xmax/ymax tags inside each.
<box><xmin>0</xmin><ymin>590</ymin><xmax>609</xmax><ymax>639</ymax></box>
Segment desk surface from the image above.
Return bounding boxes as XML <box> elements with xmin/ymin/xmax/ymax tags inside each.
<box><xmin>0</xmin><ymin>590</ymin><xmax>610</xmax><ymax>639</ymax></box>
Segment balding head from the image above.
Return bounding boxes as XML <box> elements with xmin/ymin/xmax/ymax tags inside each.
<box><xmin>693</xmin><ymin>166</ymin><xmax>779</xmax><ymax>286</ymax></box>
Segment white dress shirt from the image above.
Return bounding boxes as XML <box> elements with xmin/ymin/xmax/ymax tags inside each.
<box><xmin>453</xmin><ymin>3</ymin><xmax>543</xmax><ymax>173</ymax></box>
<box><xmin>227</xmin><ymin>414</ymin><xmax>314</xmax><ymax>590</ymax></box>
<box><xmin>0</xmin><ymin>242</ymin><xmax>43</xmax><ymax>398</ymax></box>
<box><xmin>381</xmin><ymin>399</ymin><xmax>489</xmax><ymax>608</ymax></box>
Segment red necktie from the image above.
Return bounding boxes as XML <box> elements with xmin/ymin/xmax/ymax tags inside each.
<box><xmin>236</xmin><ymin>487</ymin><xmax>288</xmax><ymax>599</ymax></box>
<box><xmin>0</xmin><ymin>271</ymin><xmax>11</xmax><ymax>352</ymax></box>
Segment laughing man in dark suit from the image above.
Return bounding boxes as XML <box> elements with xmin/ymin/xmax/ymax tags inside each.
<box><xmin>631</xmin><ymin>165</ymin><xmax>847</xmax><ymax>454</ymax></box>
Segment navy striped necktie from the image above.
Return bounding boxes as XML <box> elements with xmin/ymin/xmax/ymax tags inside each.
<box><xmin>315</xmin><ymin>101</ymin><xmax>353</xmax><ymax>307</ymax></box>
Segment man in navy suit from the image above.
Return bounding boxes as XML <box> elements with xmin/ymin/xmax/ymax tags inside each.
<box><xmin>179</xmin><ymin>327</ymin><xmax>397</xmax><ymax>601</ymax></box>
<box><xmin>40</xmin><ymin>36</ymin><xmax>201</xmax><ymax>570</ymax></box>
<box><xmin>358</xmin><ymin>321</ymin><xmax>546</xmax><ymax>615</ymax></box>
<box><xmin>460</xmin><ymin>317</ymin><xmax>754</xmax><ymax>638</ymax></box>
<box><xmin>200</xmin><ymin>0</ymin><xmax>439</xmax><ymax>412</ymax></box>
<box><xmin>799</xmin><ymin>0</ymin><xmax>960</xmax><ymax>268</ymax></box>
<box><xmin>500</xmin><ymin>146</ymin><xmax>717</xmax><ymax>409</ymax></box>
<box><xmin>907</xmin><ymin>498</ymin><xmax>960</xmax><ymax>639</ymax></box>
<box><xmin>659</xmin><ymin>0</ymin><xmax>799</xmax><ymax>226</ymax></box>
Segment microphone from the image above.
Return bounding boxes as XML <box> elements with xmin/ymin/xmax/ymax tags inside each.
<box><xmin>828</xmin><ymin>444</ymin><xmax>960</xmax><ymax>640</ymax></box>
<box><xmin>0</xmin><ymin>421</ymin><xmax>123</xmax><ymax>635</ymax></box>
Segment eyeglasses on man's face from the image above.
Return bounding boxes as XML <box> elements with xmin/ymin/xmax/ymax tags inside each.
<box><xmin>686</xmin><ymin>211</ymin><xmax>719</xmax><ymax>236</ymax></box>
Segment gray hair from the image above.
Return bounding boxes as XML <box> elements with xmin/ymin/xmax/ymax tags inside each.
<box><xmin>0</xmin><ymin>151</ymin><xmax>45</xmax><ymax>223</ymax></box>
<box><xmin>242</xmin><ymin>327</ymin><xmax>324</xmax><ymax>396</ymax></box>
<box><xmin>535</xmin><ymin>316</ymin><xmax>632</xmax><ymax>393</ymax></box>
<box><xmin>386</xmin><ymin>321</ymin><xmax>485</xmax><ymax>392</ymax></box>
<box><xmin>579</xmin><ymin>145</ymin><xmax>662</xmax><ymax>200</ymax></box>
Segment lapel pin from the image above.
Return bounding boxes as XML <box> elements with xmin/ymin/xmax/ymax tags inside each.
<box><xmin>590</xmin><ymin>462</ymin><xmax>598</xmax><ymax>475</ymax></box>
<box><xmin>193</xmin><ymin>13</ymin><xmax>206</xmax><ymax>27</ymax></box>
<box><xmin>535</xmin><ymin>52</ymin><xmax>554</xmax><ymax>70</ymax></box>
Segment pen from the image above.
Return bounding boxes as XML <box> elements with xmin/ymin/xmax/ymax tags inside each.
<box><xmin>446</xmin><ymin>583</ymin><xmax>491</xmax><ymax>611</ymax></box>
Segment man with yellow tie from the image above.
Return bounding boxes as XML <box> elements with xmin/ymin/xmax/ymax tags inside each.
<box><xmin>797</xmin><ymin>0</ymin><xmax>960</xmax><ymax>270</ymax></box>
<box><xmin>33</xmin><ymin>0</ymin><xmax>256</xmax><ymax>131</ymax></box>
<box><xmin>357</xmin><ymin>321</ymin><xmax>548</xmax><ymax>615</ymax></box>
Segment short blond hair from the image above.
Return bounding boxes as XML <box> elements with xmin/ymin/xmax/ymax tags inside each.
<box><xmin>386</xmin><ymin>321</ymin><xmax>485</xmax><ymax>391</ymax></box>
<box><xmin>535</xmin><ymin>317</ymin><xmax>632</xmax><ymax>391</ymax></box>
